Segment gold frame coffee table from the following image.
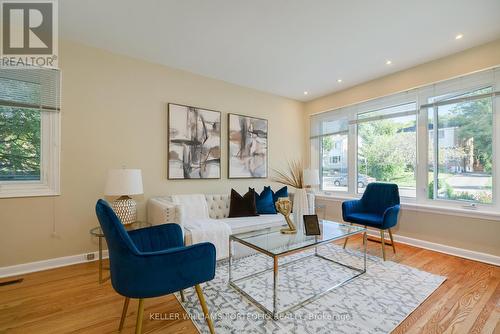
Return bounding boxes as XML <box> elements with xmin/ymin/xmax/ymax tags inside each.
<box><xmin>228</xmin><ymin>220</ymin><xmax>367</xmax><ymax>319</ymax></box>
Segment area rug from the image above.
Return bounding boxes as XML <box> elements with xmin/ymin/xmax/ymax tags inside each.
<box><xmin>176</xmin><ymin>244</ymin><xmax>446</xmax><ymax>334</ymax></box>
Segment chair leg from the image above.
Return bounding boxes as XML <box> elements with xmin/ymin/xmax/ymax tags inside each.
<box><xmin>380</xmin><ymin>230</ymin><xmax>386</xmax><ymax>261</ymax></box>
<box><xmin>195</xmin><ymin>284</ymin><xmax>215</xmax><ymax>334</ymax></box>
<box><xmin>135</xmin><ymin>299</ymin><xmax>145</xmax><ymax>334</ymax></box>
<box><xmin>180</xmin><ymin>289</ymin><xmax>185</xmax><ymax>302</ymax></box>
<box><xmin>388</xmin><ymin>228</ymin><xmax>396</xmax><ymax>254</ymax></box>
<box><xmin>343</xmin><ymin>223</ymin><xmax>352</xmax><ymax>249</ymax></box>
<box><xmin>118</xmin><ymin>297</ymin><xmax>130</xmax><ymax>332</ymax></box>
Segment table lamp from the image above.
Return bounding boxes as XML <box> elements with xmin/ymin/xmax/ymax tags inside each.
<box><xmin>105</xmin><ymin>169</ymin><xmax>143</xmax><ymax>224</ymax></box>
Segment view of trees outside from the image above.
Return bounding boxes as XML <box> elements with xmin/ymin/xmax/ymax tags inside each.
<box><xmin>0</xmin><ymin>107</ymin><xmax>41</xmax><ymax>181</ymax></box>
<box><xmin>0</xmin><ymin>77</ymin><xmax>42</xmax><ymax>181</ymax></box>
<box><xmin>428</xmin><ymin>89</ymin><xmax>493</xmax><ymax>204</ymax></box>
<box><xmin>357</xmin><ymin>113</ymin><xmax>417</xmax><ymax>197</ymax></box>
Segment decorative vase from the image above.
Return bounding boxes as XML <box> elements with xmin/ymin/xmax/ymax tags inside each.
<box><xmin>293</xmin><ymin>188</ymin><xmax>309</xmax><ymax>234</ymax></box>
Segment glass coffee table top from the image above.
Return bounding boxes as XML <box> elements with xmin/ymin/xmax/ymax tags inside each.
<box><xmin>230</xmin><ymin>220</ymin><xmax>365</xmax><ymax>256</ymax></box>
<box><xmin>89</xmin><ymin>221</ymin><xmax>151</xmax><ymax>237</ymax></box>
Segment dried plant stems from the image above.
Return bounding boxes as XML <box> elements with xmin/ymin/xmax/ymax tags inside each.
<box><xmin>272</xmin><ymin>159</ymin><xmax>304</xmax><ymax>189</ymax></box>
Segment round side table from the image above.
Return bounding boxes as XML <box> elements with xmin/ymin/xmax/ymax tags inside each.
<box><xmin>90</xmin><ymin>221</ymin><xmax>152</xmax><ymax>283</ymax></box>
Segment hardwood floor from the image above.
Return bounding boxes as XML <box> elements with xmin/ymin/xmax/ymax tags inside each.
<box><xmin>1</xmin><ymin>236</ymin><xmax>499</xmax><ymax>333</ymax></box>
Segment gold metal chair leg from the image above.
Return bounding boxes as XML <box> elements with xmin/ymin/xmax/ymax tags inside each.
<box><xmin>343</xmin><ymin>223</ymin><xmax>352</xmax><ymax>249</ymax></box>
<box><xmin>135</xmin><ymin>299</ymin><xmax>145</xmax><ymax>334</ymax></box>
<box><xmin>388</xmin><ymin>228</ymin><xmax>396</xmax><ymax>254</ymax></box>
<box><xmin>380</xmin><ymin>230</ymin><xmax>386</xmax><ymax>261</ymax></box>
<box><xmin>179</xmin><ymin>289</ymin><xmax>185</xmax><ymax>302</ymax></box>
<box><xmin>195</xmin><ymin>284</ymin><xmax>215</xmax><ymax>334</ymax></box>
<box><xmin>118</xmin><ymin>297</ymin><xmax>130</xmax><ymax>332</ymax></box>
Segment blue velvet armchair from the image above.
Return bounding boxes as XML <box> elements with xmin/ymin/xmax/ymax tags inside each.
<box><xmin>95</xmin><ymin>199</ymin><xmax>216</xmax><ymax>334</ymax></box>
<box><xmin>342</xmin><ymin>182</ymin><xmax>400</xmax><ymax>260</ymax></box>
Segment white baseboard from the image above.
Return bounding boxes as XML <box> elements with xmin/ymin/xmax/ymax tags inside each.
<box><xmin>0</xmin><ymin>250</ymin><xmax>109</xmax><ymax>278</ymax></box>
<box><xmin>365</xmin><ymin>230</ymin><xmax>500</xmax><ymax>266</ymax></box>
<box><xmin>1</xmin><ymin>232</ymin><xmax>498</xmax><ymax>278</ymax></box>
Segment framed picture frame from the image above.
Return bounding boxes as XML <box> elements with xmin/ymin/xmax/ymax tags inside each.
<box><xmin>228</xmin><ymin>113</ymin><xmax>268</xmax><ymax>179</ymax></box>
<box><xmin>167</xmin><ymin>103</ymin><xmax>221</xmax><ymax>179</ymax></box>
<box><xmin>303</xmin><ymin>215</ymin><xmax>321</xmax><ymax>236</ymax></box>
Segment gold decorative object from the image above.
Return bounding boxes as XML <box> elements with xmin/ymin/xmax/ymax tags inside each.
<box><xmin>276</xmin><ymin>198</ymin><xmax>296</xmax><ymax>234</ymax></box>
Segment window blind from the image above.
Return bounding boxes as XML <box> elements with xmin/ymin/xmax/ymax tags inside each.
<box><xmin>310</xmin><ymin>67</ymin><xmax>499</xmax><ymax>136</ymax></box>
<box><xmin>420</xmin><ymin>91</ymin><xmax>499</xmax><ymax>110</ymax></box>
<box><xmin>0</xmin><ymin>67</ymin><xmax>61</xmax><ymax>111</ymax></box>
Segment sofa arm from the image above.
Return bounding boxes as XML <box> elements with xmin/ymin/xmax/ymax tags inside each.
<box><xmin>382</xmin><ymin>204</ymin><xmax>400</xmax><ymax>229</ymax></box>
<box><xmin>147</xmin><ymin>198</ymin><xmax>183</xmax><ymax>233</ymax></box>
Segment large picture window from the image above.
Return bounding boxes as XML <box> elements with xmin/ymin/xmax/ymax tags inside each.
<box><xmin>427</xmin><ymin>87</ymin><xmax>493</xmax><ymax>204</ymax></box>
<box><xmin>311</xmin><ymin>118</ymin><xmax>349</xmax><ymax>192</ymax></box>
<box><xmin>356</xmin><ymin>102</ymin><xmax>417</xmax><ymax>197</ymax></box>
<box><xmin>310</xmin><ymin>67</ymin><xmax>499</xmax><ymax>215</ymax></box>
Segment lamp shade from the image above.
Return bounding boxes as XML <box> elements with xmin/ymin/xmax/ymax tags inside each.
<box><xmin>303</xmin><ymin>169</ymin><xmax>320</xmax><ymax>186</ymax></box>
<box><xmin>105</xmin><ymin>169</ymin><xmax>143</xmax><ymax>196</ymax></box>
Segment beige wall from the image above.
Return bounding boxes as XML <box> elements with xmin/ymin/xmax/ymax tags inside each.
<box><xmin>2</xmin><ymin>39</ymin><xmax>500</xmax><ymax>268</ymax></box>
<box><xmin>0</xmin><ymin>40</ymin><xmax>306</xmax><ymax>267</ymax></box>
<box><xmin>305</xmin><ymin>39</ymin><xmax>500</xmax><ymax>257</ymax></box>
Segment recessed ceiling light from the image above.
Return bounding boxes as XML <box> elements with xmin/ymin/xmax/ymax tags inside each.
<box><xmin>455</xmin><ymin>33</ymin><xmax>463</xmax><ymax>40</ymax></box>
<box><xmin>304</xmin><ymin>91</ymin><xmax>308</xmax><ymax>95</ymax></box>
<box><xmin>337</xmin><ymin>79</ymin><xmax>343</xmax><ymax>83</ymax></box>
<box><xmin>386</xmin><ymin>60</ymin><xmax>392</xmax><ymax>65</ymax></box>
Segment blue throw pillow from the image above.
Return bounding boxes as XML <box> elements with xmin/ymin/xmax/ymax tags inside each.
<box><xmin>265</xmin><ymin>186</ymin><xmax>288</xmax><ymax>203</ymax></box>
<box><xmin>250</xmin><ymin>187</ymin><xmax>276</xmax><ymax>214</ymax></box>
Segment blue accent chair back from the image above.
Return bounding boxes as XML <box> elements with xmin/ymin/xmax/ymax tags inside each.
<box><xmin>361</xmin><ymin>182</ymin><xmax>400</xmax><ymax>217</ymax></box>
<box><xmin>95</xmin><ymin>199</ymin><xmax>216</xmax><ymax>333</ymax></box>
<box><xmin>341</xmin><ymin>183</ymin><xmax>400</xmax><ymax>260</ymax></box>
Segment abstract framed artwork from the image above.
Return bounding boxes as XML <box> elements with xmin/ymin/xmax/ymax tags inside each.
<box><xmin>168</xmin><ymin>103</ymin><xmax>221</xmax><ymax>179</ymax></box>
<box><xmin>228</xmin><ymin>113</ymin><xmax>268</xmax><ymax>178</ymax></box>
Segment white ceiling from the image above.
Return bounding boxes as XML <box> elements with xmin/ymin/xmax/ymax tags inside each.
<box><xmin>60</xmin><ymin>0</ymin><xmax>500</xmax><ymax>101</ymax></box>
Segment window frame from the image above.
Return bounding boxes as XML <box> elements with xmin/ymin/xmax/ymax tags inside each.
<box><xmin>311</xmin><ymin>109</ymin><xmax>351</xmax><ymax>193</ymax></box>
<box><xmin>0</xmin><ymin>95</ymin><xmax>60</xmax><ymax>198</ymax></box>
<box><xmin>418</xmin><ymin>81</ymin><xmax>498</xmax><ymax>210</ymax></box>
<box><xmin>311</xmin><ymin>67</ymin><xmax>500</xmax><ymax>215</ymax></box>
<box><xmin>354</xmin><ymin>96</ymin><xmax>418</xmax><ymax>198</ymax></box>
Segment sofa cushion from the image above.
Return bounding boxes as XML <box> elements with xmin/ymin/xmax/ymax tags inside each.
<box><xmin>251</xmin><ymin>187</ymin><xmax>277</xmax><ymax>214</ymax></box>
<box><xmin>228</xmin><ymin>189</ymin><xmax>259</xmax><ymax>218</ymax></box>
<box><xmin>266</xmin><ymin>186</ymin><xmax>288</xmax><ymax>203</ymax></box>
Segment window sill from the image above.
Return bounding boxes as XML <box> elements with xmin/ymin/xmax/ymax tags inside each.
<box><xmin>0</xmin><ymin>183</ymin><xmax>60</xmax><ymax>198</ymax></box>
<box><xmin>315</xmin><ymin>193</ymin><xmax>500</xmax><ymax>221</ymax></box>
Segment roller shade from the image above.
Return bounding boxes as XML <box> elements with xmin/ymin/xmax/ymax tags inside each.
<box><xmin>0</xmin><ymin>66</ymin><xmax>61</xmax><ymax>111</ymax></box>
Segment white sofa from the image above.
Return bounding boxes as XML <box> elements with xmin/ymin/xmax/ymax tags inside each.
<box><xmin>147</xmin><ymin>193</ymin><xmax>315</xmax><ymax>259</ymax></box>
<box><xmin>148</xmin><ymin>194</ymin><xmax>287</xmax><ymax>241</ymax></box>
